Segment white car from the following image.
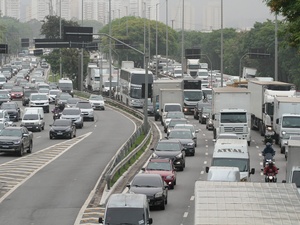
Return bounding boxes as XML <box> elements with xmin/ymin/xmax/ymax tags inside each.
<box><xmin>28</xmin><ymin>93</ymin><xmax>50</xmax><ymax>113</ymax></box>
<box><xmin>76</xmin><ymin>101</ymin><xmax>94</xmax><ymax>121</ymax></box>
<box><xmin>89</xmin><ymin>94</ymin><xmax>105</xmax><ymax>110</ymax></box>
<box><xmin>49</xmin><ymin>89</ymin><xmax>61</xmax><ymax>103</ymax></box>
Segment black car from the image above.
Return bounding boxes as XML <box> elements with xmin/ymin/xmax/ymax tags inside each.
<box><xmin>22</xmin><ymin>88</ymin><xmax>38</xmax><ymax>106</ymax></box>
<box><xmin>167</xmin><ymin>128</ymin><xmax>196</xmax><ymax>156</ymax></box>
<box><xmin>199</xmin><ymin>105</ymin><xmax>212</xmax><ymax>124</ymax></box>
<box><xmin>151</xmin><ymin>139</ymin><xmax>186</xmax><ymax>171</ymax></box>
<box><xmin>193</xmin><ymin>100</ymin><xmax>211</xmax><ymax>120</ymax></box>
<box><xmin>49</xmin><ymin>119</ymin><xmax>76</xmax><ymax>139</ymax></box>
<box><xmin>0</xmin><ymin>102</ymin><xmax>21</xmax><ymax>122</ymax></box>
<box><xmin>127</xmin><ymin>173</ymin><xmax>168</xmax><ymax>210</ymax></box>
<box><xmin>0</xmin><ymin>93</ymin><xmax>10</xmax><ymax>105</ymax></box>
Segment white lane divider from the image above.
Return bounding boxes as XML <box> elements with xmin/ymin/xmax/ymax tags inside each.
<box><xmin>183</xmin><ymin>212</ymin><xmax>189</xmax><ymax>218</ymax></box>
<box><xmin>256</xmin><ymin>146</ymin><xmax>259</xmax><ymax>148</ymax></box>
<box><xmin>200</xmin><ymin>171</ymin><xmax>204</xmax><ymax>174</ymax></box>
<box><xmin>205</xmin><ymin>145</ymin><xmax>208</xmax><ymax>148</ymax></box>
<box><xmin>204</xmin><ymin>161</ymin><xmax>207</xmax><ymax>164</ymax></box>
<box><xmin>205</xmin><ymin>152</ymin><xmax>208</xmax><ymax>155</ymax></box>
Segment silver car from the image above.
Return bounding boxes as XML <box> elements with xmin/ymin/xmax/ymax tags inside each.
<box><xmin>76</xmin><ymin>101</ymin><xmax>94</xmax><ymax>121</ymax></box>
<box><xmin>60</xmin><ymin>107</ymin><xmax>84</xmax><ymax>128</ymax></box>
<box><xmin>173</xmin><ymin>124</ymin><xmax>199</xmax><ymax>146</ymax></box>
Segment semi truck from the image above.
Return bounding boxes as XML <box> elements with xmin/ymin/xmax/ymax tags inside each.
<box><xmin>194</xmin><ymin>181</ymin><xmax>300</xmax><ymax>225</ymax></box>
<box><xmin>85</xmin><ymin>62</ymin><xmax>100</xmax><ymax>92</ymax></box>
<box><xmin>273</xmin><ymin>96</ymin><xmax>300</xmax><ymax>152</ymax></box>
<box><xmin>247</xmin><ymin>80</ymin><xmax>296</xmax><ymax>136</ymax></box>
<box><xmin>212</xmin><ymin>87</ymin><xmax>251</xmax><ymax>145</ymax></box>
<box><xmin>186</xmin><ymin>59</ymin><xmax>200</xmax><ymax>77</ymax></box>
<box><xmin>242</xmin><ymin>67</ymin><xmax>257</xmax><ymax>79</ymax></box>
<box><xmin>183</xmin><ymin>78</ymin><xmax>202</xmax><ymax>115</ymax></box>
<box><xmin>283</xmin><ymin>140</ymin><xmax>300</xmax><ymax>194</ymax></box>
<box><xmin>152</xmin><ymin>79</ymin><xmax>184</xmax><ymax>121</ymax></box>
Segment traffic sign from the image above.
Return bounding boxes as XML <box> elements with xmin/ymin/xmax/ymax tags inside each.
<box><xmin>248</xmin><ymin>48</ymin><xmax>270</xmax><ymax>59</ymax></box>
<box><xmin>21</xmin><ymin>38</ymin><xmax>30</xmax><ymax>47</ymax></box>
<box><xmin>185</xmin><ymin>48</ymin><xmax>201</xmax><ymax>59</ymax></box>
<box><xmin>33</xmin><ymin>49</ymin><xmax>43</xmax><ymax>56</ymax></box>
<box><xmin>34</xmin><ymin>39</ymin><xmax>70</xmax><ymax>48</ymax></box>
<box><xmin>64</xmin><ymin>26</ymin><xmax>93</xmax><ymax>43</ymax></box>
<box><xmin>0</xmin><ymin>44</ymin><xmax>8</xmax><ymax>54</ymax></box>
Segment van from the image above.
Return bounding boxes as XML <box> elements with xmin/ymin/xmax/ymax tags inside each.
<box><xmin>206</xmin><ymin>139</ymin><xmax>255</xmax><ymax>181</ymax></box>
<box><xmin>206</xmin><ymin>166</ymin><xmax>240</xmax><ymax>182</ymax></box>
<box><xmin>21</xmin><ymin>107</ymin><xmax>45</xmax><ymax>131</ymax></box>
<box><xmin>99</xmin><ymin>193</ymin><xmax>153</xmax><ymax>225</ymax></box>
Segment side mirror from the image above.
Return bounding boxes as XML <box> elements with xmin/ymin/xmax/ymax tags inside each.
<box><xmin>212</xmin><ymin>114</ymin><xmax>215</xmax><ymax>120</ymax></box>
<box><xmin>250</xmin><ymin>168</ymin><xmax>255</xmax><ymax>175</ymax></box>
<box><xmin>49</xmin><ymin>124</ymin><xmax>52</xmax><ymax>127</ymax></box>
<box><xmin>205</xmin><ymin>167</ymin><xmax>209</xmax><ymax>173</ymax></box>
<box><xmin>126</xmin><ymin>183</ymin><xmax>131</xmax><ymax>188</ymax></box>
<box><xmin>148</xmin><ymin>218</ymin><xmax>153</xmax><ymax>224</ymax></box>
<box><xmin>282</xmin><ymin>180</ymin><xmax>286</xmax><ymax>183</ymax></box>
<box><xmin>141</xmin><ymin>168</ymin><xmax>145</xmax><ymax>171</ymax></box>
<box><xmin>195</xmin><ymin>129</ymin><xmax>199</xmax><ymax>133</ymax></box>
<box><xmin>276</xmin><ymin>118</ymin><xmax>279</xmax><ymax>124</ymax></box>
<box><xmin>212</xmin><ymin>139</ymin><xmax>216</xmax><ymax>142</ymax></box>
<box><xmin>150</xmin><ymin>147</ymin><xmax>154</xmax><ymax>151</ymax></box>
<box><xmin>165</xmin><ymin>136</ymin><xmax>168</xmax><ymax>139</ymax></box>
<box><xmin>23</xmin><ymin>133</ymin><xmax>29</xmax><ymax>137</ymax></box>
<box><xmin>161</xmin><ymin>109</ymin><xmax>163</xmax><ymax>112</ymax></box>
<box><xmin>98</xmin><ymin>217</ymin><xmax>103</xmax><ymax>223</ymax></box>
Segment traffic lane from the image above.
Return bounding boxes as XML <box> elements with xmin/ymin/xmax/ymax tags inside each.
<box><xmin>0</xmin><ymin>107</ymin><xmax>136</xmax><ymax>225</ymax></box>
<box><xmin>0</xmin><ymin>102</ymin><xmax>98</xmax><ymax>164</ymax></box>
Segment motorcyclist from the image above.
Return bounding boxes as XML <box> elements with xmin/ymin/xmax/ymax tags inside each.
<box><xmin>263</xmin><ymin>161</ymin><xmax>278</xmax><ymax>181</ymax></box>
<box><xmin>57</xmin><ymin>102</ymin><xmax>65</xmax><ymax>112</ymax></box>
<box><xmin>51</xmin><ymin>104</ymin><xmax>61</xmax><ymax>114</ymax></box>
<box><xmin>262</xmin><ymin>142</ymin><xmax>276</xmax><ymax>167</ymax></box>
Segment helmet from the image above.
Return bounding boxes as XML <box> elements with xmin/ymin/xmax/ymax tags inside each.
<box><xmin>58</xmin><ymin>102</ymin><xmax>65</xmax><ymax>110</ymax></box>
<box><xmin>266</xmin><ymin>142</ymin><xmax>271</xmax><ymax>146</ymax></box>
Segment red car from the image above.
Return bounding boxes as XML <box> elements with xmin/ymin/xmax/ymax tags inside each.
<box><xmin>143</xmin><ymin>158</ymin><xmax>177</xmax><ymax>189</ymax></box>
<box><xmin>10</xmin><ymin>86</ymin><xmax>23</xmax><ymax>99</ymax></box>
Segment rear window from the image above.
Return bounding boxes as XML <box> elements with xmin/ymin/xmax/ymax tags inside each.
<box><xmin>165</xmin><ymin>104</ymin><xmax>181</xmax><ymax>112</ymax></box>
<box><xmin>76</xmin><ymin>102</ymin><xmax>92</xmax><ymax>109</ymax></box>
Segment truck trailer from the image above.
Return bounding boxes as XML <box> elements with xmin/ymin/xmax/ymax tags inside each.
<box><xmin>194</xmin><ymin>181</ymin><xmax>300</xmax><ymax>225</ymax></box>
<box><xmin>212</xmin><ymin>87</ymin><xmax>251</xmax><ymax>145</ymax></box>
<box><xmin>85</xmin><ymin>62</ymin><xmax>100</xmax><ymax>92</ymax></box>
<box><xmin>247</xmin><ymin>80</ymin><xmax>296</xmax><ymax>136</ymax></box>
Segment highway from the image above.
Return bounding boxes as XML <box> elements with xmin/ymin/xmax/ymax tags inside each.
<box><xmin>0</xmin><ymin>100</ymin><xmax>136</xmax><ymax>225</ymax></box>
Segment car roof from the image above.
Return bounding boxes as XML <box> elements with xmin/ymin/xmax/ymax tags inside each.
<box><xmin>134</xmin><ymin>173</ymin><xmax>162</xmax><ymax>179</ymax></box>
<box><xmin>3</xmin><ymin>126</ymin><xmax>22</xmax><ymax>130</ymax></box>
<box><xmin>158</xmin><ymin>139</ymin><xmax>181</xmax><ymax>144</ymax></box>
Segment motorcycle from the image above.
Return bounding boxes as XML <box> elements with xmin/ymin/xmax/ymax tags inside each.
<box><xmin>265</xmin><ymin>173</ymin><xmax>277</xmax><ymax>182</ymax></box>
<box><xmin>53</xmin><ymin>112</ymin><xmax>61</xmax><ymax>120</ymax></box>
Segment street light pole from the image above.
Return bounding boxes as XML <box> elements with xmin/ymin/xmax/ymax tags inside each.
<box><xmin>59</xmin><ymin>0</ymin><xmax>62</xmax><ymax>78</ymax></box>
<box><xmin>156</xmin><ymin>3</ymin><xmax>159</xmax><ymax>76</ymax></box>
<box><xmin>220</xmin><ymin>0</ymin><xmax>224</xmax><ymax>87</ymax></box>
<box><xmin>109</xmin><ymin>0</ymin><xmax>112</xmax><ymax>98</ymax></box>
<box><xmin>181</xmin><ymin>0</ymin><xmax>184</xmax><ymax>77</ymax></box>
<box><xmin>166</xmin><ymin>0</ymin><xmax>169</xmax><ymax>73</ymax></box>
<box><xmin>239</xmin><ymin>53</ymin><xmax>248</xmax><ymax>82</ymax></box>
<box><xmin>275</xmin><ymin>13</ymin><xmax>278</xmax><ymax>81</ymax></box>
<box><xmin>80</xmin><ymin>0</ymin><xmax>83</xmax><ymax>91</ymax></box>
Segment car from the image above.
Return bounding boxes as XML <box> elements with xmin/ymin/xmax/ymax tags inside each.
<box><xmin>89</xmin><ymin>94</ymin><xmax>105</xmax><ymax>110</ymax></box>
<box><xmin>55</xmin><ymin>92</ymin><xmax>72</xmax><ymax>105</ymax></box>
<box><xmin>49</xmin><ymin>82</ymin><xmax>58</xmax><ymax>89</ymax></box>
<box><xmin>41</xmin><ymin>62</ymin><xmax>49</xmax><ymax>68</ymax></box>
<box><xmin>2</xmin><ymin>82</ymin><xmax>14</xmax><ymax>93</ymax></box>
<box><xmin>146</xmin><ymin>98</ymin><xmax>154</xmax><ymax>116</ymax></box>
<box><xmin>66</xmin><ymin>97</ymin><xmax>80</xmax><ymax>108</ymax></box>
<box><xmin>28</xmin><ymin>93</ymin><xmax>50</xmax><ymax>113</ymax></box>
<box><xmin>22</xmin><ymin>88</ymin><xmax>39</xmax><ymax>106</ymax></box>
<box><xmin>60</xmin><ymin>107</ymin><xmax>84</xmax><ymax>128</ymax></box>
<box><xmin>48</xmin><ymin>89</ymin><xmax>61</xmax><ymax>103</ymax></box>
<box><xmin>173</xmin><ymin>123</ymin><xmax>199</xmax><ymax>146</ymax></box>
<box><xmin>76</xmin><ymin>101</ymin><xmax>94</xmax><ymax>121</ymax></box>
<box><xmin>49</xmin><ymin>119</ymin><xmax>76</xmax><ymax>139</ymax></box>
<box><xmin>0</xmin><ymin>92</ymin><xmax>10</xmax><ymax>105</ymax></box>
<box><xmin>0</xmin><ymin>102</ymin><xmax>21</xmax><ymax>122</ymax></box>
<box><xmin>142</xmin><ymin>158</ymin><xmax>177</xmax><ymax>189</ymax></box>
<box><xmin>167</xmin><ymin>128</ymin><xmax>196</xmax><ymax>156</ymax></box>
<box><xmin>0</xmin><ymin>121</ymin><xmax>9</xmax><ymax>132</ymax></box>
<box><xmin>199</xmin><ymin>105</ymin><xmax>212</xmax><ymax>124</ymax></box>
<box><xmin>0</xmin><ymin>109</ymin><xmax>10</xmax><ymax>124</ymax></box>
<box><xmin>10</xmin><ymin>86</ymin><xmax>23</xmax><ymax>99</ymax></box>
<box><xmin>163</xmin><ymin>111</ymin><xmax>186</xmax><ymax>129</ymax></box>
<box><xmin>165</xmin><ymin>118</ymin><xmax>188</xmax><ymax>134</ymax></box>
<box><xmin>127</xmin><ymin>173</ymin><xmax>168</xmax><ymax>210</ymax></box>
<box><xmin>0</xmin><ymin>126</ymin><xmax>33</xmax><ymax>156</ymax></box>
<box><xmin>151</xmin><ymin>139</ymin><xmax>186</xmax><ymax>171</ymax></box>
<box><xmin>193</xmin><ymin>100</ymin><xmax>211</xmax><ymax>120</ymax></box>
<box><xmin>206</xmin><ymin>118</ymin><xmax>214</xmax><ymax>130</ymax></box>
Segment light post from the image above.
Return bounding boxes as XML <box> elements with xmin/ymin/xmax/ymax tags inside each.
<box><xmin>80</xmin><ymin>0</ymin><xmax>84</xmax><ymax>91</ymax></box>
<box><xmin>155</xmin><ymin>3</ymin><xmax>159</xmax><ymax>76</ymax></box>
<box><xmin>109</xmin><ymin>0</ymin><xmax>112</xmax><ymax>98</ymax></box>
<box><xmin>220</xmin><ymin>0</ymin><xmax>224</xmax><ymax>87</ymax></box>
<box><xmin>59</xmin><ymin>0</ymin><xmax>62</xmax><ymax>78</ymax></box>
<box><xmin>181</xmin><ymin>0</ymin><xmax>184</xmax><ymax>77</ymax></box>
<box><xmin>166</xmin><ymin>0</ymin><xmax>169</xmax><ymax>73</ymax></box>
<box><xmin>125</xmin><ymin>6</ymin><xmax>128</xmax><ymax>36</ymax></box>
<box><xmin>143</xmin><ymin>2</ymin><xmax>146</xmax><ymax>69</ymax></box>
<box><xmin>275</xmin><ymin>13</ymin><xmax>278</xmax><ymax>81</ymax></box>
<box><xmin>148</xmin><ymin>7</ymin><xmax>151</xmax><ymax>58</ymax></box>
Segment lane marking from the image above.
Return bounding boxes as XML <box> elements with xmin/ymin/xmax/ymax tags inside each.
<box><xmin>200</xmin><ymin>171</ymin><xmax>204</xmax><ymax>174</ymax></box>
<box><xmin>183</xmin><ymin>212</ymin><xmax>188</xmax><ymax>218</ymax></box>
<box><xmin>205</xmin><ymin>152</ymin><xmax>208</xmax><ymax>155</ymax></box>
<box><xmin>190</xmin><ymin>196</ymin><xmax>195</xmax><ymax>201</ymax></box>
<box><xmin>204</xmin><ymin>161</ymin><xmax>207</xmax><ymax>164</ymax></box>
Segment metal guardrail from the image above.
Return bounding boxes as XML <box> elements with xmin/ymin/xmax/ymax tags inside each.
<box><xmin>74</xmin><ymin>90</ymin><xmax>151</xmax><ymax>191</ymax></box>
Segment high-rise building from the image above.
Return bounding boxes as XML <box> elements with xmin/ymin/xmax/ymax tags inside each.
<box><xmin>201</xmin><ymin>2</ymin><xmax>220</xmax><ymax>31</ymax></box>
<box><xmin>31</xmin><ymin>0</ymin><xmax>50</xmax><ymax>21</ymax></box>
<box><xmin>3</xmin><ymin>0</ymin><xmax>20</xmax><ymax>20</ymax></box>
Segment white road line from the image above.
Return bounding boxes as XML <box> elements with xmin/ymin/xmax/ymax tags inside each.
<box><xmin>260</xmin><ymin>172</ymin><xmax>264</xmax><ymax>176</ymax></box>
<box><xmin>94</xmin><ymin>125</ymin><xmax>97</xmax><ymax>127</ymax></box>
<box><xmin>183</xmin><ymin>212</ymin><xmax>189</xmax><ymax>218</ymax></box>
<box><xmin>203</xmin><ymin>134</ymin><xmax>206</xmax><ymax>136</ymax></box>
<box><xmin>204</xmin><ymin>161</ymin><xmax>207</xmax><ymax>164</ymax></box>
<box><xmin>205</xmin><ymin>145</ymin><xmax>208</xmax><ymax>148</ymax></box>
<box><xmin>259</xmin><ymin>153</ymin><xmax>262</xmax><ymax>156</ymax></box>
<box><xmin>190</xmin><ymin>196</ymin><xmax>195</xmax><ymax>201</ymax></box>
<box><xmin>256</xmin><ymin>146</ymin><xmax>259</xmax><ymax>148</ymax></box>
<box><xmin>200</xmin><ymin>171</ymin><xmax>204</xmax><ymax>174</ymax></box>
<box><xmin>205</xmin><ymin>152</ymin><xmax>208</xmax><ymax>155</ymax></box>
<box><xmin>36</xmin><ymin>136</ymin><xmax>41</xmax><ymax>139</ymax></box>
<box><xmin>260</xmin><ymin>162</ymin><xmax>263</xmax><ymax>165</ymax></box>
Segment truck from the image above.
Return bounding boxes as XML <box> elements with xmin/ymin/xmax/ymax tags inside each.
<box><xmin>242</xmin><ymin>67</ymin><xmax>257</xmax><ymax>79</ymax></box>
<box><xmin>247</xmin><ymin>80</ymin><xmax>296</xmax><ymax>136</ymax></box>
<box><xmin>159</xmin><ymin>88</ymin><xmax>184</xmax><ymax>123</ymax></box>
<box><xmin>194</xmin><ymin>181</ymin><xmax>300</xmax><ymax>225</ymax></box>
<box><xmin>186</xmin><ymin>59</ymin><xmax>200</xmax><ymax>77</ymax></box>
<box><xmin>283</xmin><ymin>140</ymin><xmax>300</xmax><ymax>194</ymax></box>
<box><xmin>152</xmin><ymin>79</ymin><xmax>184</xmax><ymax>121</ymax></box>
<box><xmin>85</xmin><ymin>62</ymin><xmax>101</xmax><ymax>92</ymax></box>
<box><xmin>212</xmin><ymin>87</ymin><xmax>251</xmax><ymax>145</ymax></box>
<box><xmin>273</xmin><ymin>96</ymin><xmax>300</xmax><ymax>152</ymax></box>
<box><xmin>183</xmin><ymin>78</ymin><xmax>202</xmax><ymax>114</ymax></box>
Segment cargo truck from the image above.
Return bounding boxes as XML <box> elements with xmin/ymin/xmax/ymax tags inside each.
<box><xmin>247</xmin><ymin>80</ymin><xmax>296</xmax><ymax>136</ymax></box>
<box><xmin>186</xmin><ymin>59</ymin><xmax>200</xmax><ymax>77</ymax></box>
<box><xmin>85</xmin><ymin>62</ymin><xmax>100</xmax><ymax>92</ymax></box>
<box><xmin>194</xmin><ymin>181</ymin><xmax>300</xmax><ymax>225</ymax></box>
<box><xmin>152</xmin><ymin>79</ymin><xmax>184</xmax><ymax>121</ymax></box>
<box><xmin>159</xmin><ymin>88</ymin><xmax>184</xmax><ymax>123</ymax></box>
<box><xmin>273</xmin><ymin>97</ymin><xmax>300</xmax><ymax>152</ymax></box>
<box><xmin>212</xmin><ymin>87</ymin><xmax>251</xmax><ymax>145</ymax></box>
<box><xmin>183</xmin><ymin>78</ymin><xmax>202</xmax><ymax>115</ymax></box>
<box><xmin>283</xmin><ymin>140</ymin><xmax>300</xmax><ymax>194</ymax></box>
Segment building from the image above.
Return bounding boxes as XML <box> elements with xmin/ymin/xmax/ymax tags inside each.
<box><xmin>2</xmin><ymin>0</ymin><xmax>20</xmax><ymax>20</ymax></box>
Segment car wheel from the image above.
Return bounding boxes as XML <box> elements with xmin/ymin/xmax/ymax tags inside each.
<box><xmin>91</xmin><ymin>117</ymin><xmax>94</xmax><ymax>121</ymax></box>
<box><xmin>170</xmin><ymin>184</ymin><xmax>174</xmax><ymax>190</ymax></box>
<box><xmin>17</xmin><ymin>145</ymin><xmax>24</xmax><ymax>157</ymax></box>
<box><xmin>165</xmin><ymin>196</ymin><xmax>168</xmax><ymax>205</ymax></box>
<box><xmin>50</xmin><ymin>134</ymin><xmax>53</xmax><ymax>139</ymax></box>
<box><xmin>38</xmin><ymin>126</ymin><xmax>42</xmax><ymax>132</ymax></box>
<box><xmin>69</xmin><ymin>132</ymin><xmax>73</xmax><ymax>139</ymax></box>
<box><xmin>73</xmin><ymin>130</ymin><xmax>76</xmax><ymax>137</ymax></box>
<box><xmin>280</xmin><ymin>147</ymin><xmax>285</xmax><ymax>154</ymax></box>
<box><xmin>27</xmin><ymin>141</ymin><xmax>32</xmax><ymax>153</ymax></box>
<box><xmin>160</xmin><ymin>201</ymin><xmax>165</xmax><ymax>210</ymax></box>
<box><xmin>174</xmin><ymin>179</ymin><xmax>177</xmax><ymax>185</ymax></box>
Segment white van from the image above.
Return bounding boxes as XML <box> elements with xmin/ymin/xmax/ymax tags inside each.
<box><xmin>24</xmin><ymin>107</ymin><xmax>44</xmax><ymax>120</ymax></box>
<box><xmin>206</xmin><ymin>139</ymin><xmax>255</xmax><ymax>181</ymax></box>
<box><xmin>99</xmin><ymin>193</ymin><xmax>153</xmax><ymax>225</ymax></box>
<box><xmin>21</xmin><ymin>107</ymin><xmax>45</xmax><ymax>131</ymax></box>
<box><xmin>206</xmin><ymin>166</ymin><xmax>240</xmax><ymax>182</ymax></box>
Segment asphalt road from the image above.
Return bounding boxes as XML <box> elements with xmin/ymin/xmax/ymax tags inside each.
<box><xmin>0</xmin><ymin>100</ymin><xmax>136</xmax><ymax>225</ymax></box>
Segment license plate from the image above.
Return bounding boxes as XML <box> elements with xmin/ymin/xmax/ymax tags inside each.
<box><xmin>57</xmin><ymin>132</ymin><xmax>62</xmax><ymax>135</ymax></box>
<box><xmin>1</xmin><ymin>146</ymin><xmax>9</xmax><ymax>148</ymax></box>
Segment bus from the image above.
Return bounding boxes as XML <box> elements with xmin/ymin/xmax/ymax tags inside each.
<box><xmin>119</xmin><ymin>67</ymin><xmax>153</xmax><ymax>108</ymax></box>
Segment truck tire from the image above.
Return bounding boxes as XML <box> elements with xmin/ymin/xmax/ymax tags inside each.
<box><xmin>213</xmin><ymin>129</ymin><xmax>217</xmax><ymax>139</ymax></box>
<box><xmin>280</xmin><ymin>146</ymin><xmax>285</xmax><ymax>154</ymax></box>
<box><xmin>247</xmin><ymin>141</ymin><xmax>251</xmax><ymax>146</ymax></box>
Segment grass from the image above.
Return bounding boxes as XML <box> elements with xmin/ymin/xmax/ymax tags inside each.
<box><xmin>48</xmin><ymin>73</ymin><xmax>60</xmax><ymax>83</ymax></box>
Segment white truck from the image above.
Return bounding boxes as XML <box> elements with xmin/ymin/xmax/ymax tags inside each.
<box><xmin>152</xmin><ymin>79</ymin><xmax>184</xmax><ymax>121</ymax></box>
<box><xmin>242</xmin><ymin>67</ymin><xmax>257</xmax><ymax>79</ymax></box>
<box><xmin>273</xmin><ymin>96</ymin><xmax>300</xmax><ymax>152</ymax></box>
<box><xmin>159</xmin><ymin>88</ymin><xmax>184</xmax><ymax>123</ymax></box>
<box><xmin>283</xmin><ymin>140</ymin><xmax>300</xmax><ymax>194</ymax></box>
<box><xmin>186</xmin><ymin>59</ymin><xmax>200</xmax><ymax>77</ymax></box>
<box><xmin>248</xmin><ymin>80</ymin><xmax>296</xmax><ymax>136</ymax></box>
<box><xmin>183</xmin><ymin>78</ymin><xmax>203</xmax><ymax>114</ymax></box>
<box><xmin>85</xmin><ymin>62</ymin><xmax>100</xmax><ymax>92</ymax></box>
<box><xmin>194</xmin><ymin>181</ymin><xmax>300</xmax><ymax>225</ymax></box>
<box><xmin>212</xmin><ymin>87</ymin><xmax>251</xmax><ymax>145</ymax></box>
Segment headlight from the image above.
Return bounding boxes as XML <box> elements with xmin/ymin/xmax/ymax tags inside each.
<box><xmin>70</xmin><ymin>90</ymin><xmax>73</xmax><ymax>93</ymax></box>
<box><xmin>155</xmin><ymin>191</ymin><xmax>163</xmax><ymax>198</ymax></box>
<box><xmin>13</xmin><ymin>140</ymin><xmax>21</xmax><ymax>144</ymax></box>
<box><xmin>66</xmin><ymin>127</ymin><xmax>72</xmax><ymax>131</ymax></box>
<box><xmin>176</xmin><ymin>153</ymin><xmax>183</xmax><ymax>159</ymax></box>
<box><xmin>267</xmin><ymin>126</ymin><xmax>273</xmax><ymax>131</ymax></box>
<box><xmin>167</xmin><ymin>129</ymin><xmax>170</xmax><ymax>133</ymax></box>
<box><xmin>187</xmin><ymin>142</ymin><xmax>194</xmax><ymax>146</ymax></box>
<box><xmin>281</xmin><ymin>131</ymin><xmax>286</xmax><ymax>135</ymax></box>
<box><xmin>166</xmin><ymin>175</ymin><xmax>174</xmax><ymax>179</ymax></box>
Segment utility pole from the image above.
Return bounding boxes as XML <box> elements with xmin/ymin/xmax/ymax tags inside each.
<box><xmin>171</xmin><ymin>19</ymin><xmax>175</xmax><ymax>29</ymax></box>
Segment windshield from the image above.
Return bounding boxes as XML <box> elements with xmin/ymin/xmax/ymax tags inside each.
<box><xmin>90</xmin><ymin>95</ymin><xmax>103</xmax><ymax>100</ymax></box>
<box><xmin>165</xmin><ymin>105</ymin><xmax>181</xmax><ymax>112</ymax></box>
<box><xmin>169</xmin><ymin>120</ymin><xmax>187</xmax><ymax>127</ymax></box>
<box><xmin>23</xmin><ymin>114</ymin><xmax>38</xmax><ymax>120</ymax></box>
<box><xmin>130</xmin><ymin>85</ymin><xmax>142</xmax><ymax>99</ymax></box>
<box><xmin>174</xmin><ymin>125</ymin><xmax>195</xmax><ymax>133</ymax></box>
<box><xmin>0</xmin><ymin>129</ymin><xmax>22</xmax><ymax>137</ymax></box>
<box><xmin>76</xmin><ymin>102</ymin><xmax>92</xmax><ymax>109</ymax></box>
<box><xmin>105</xmin><ymin>208</ymin><xmax>145</xmax><ymax>225</ymax></box>
<box><xmin>220</xmin><ymin>112</ymin><xmax>247</xmax><ymax>123</ymax></box>
<box><xmin>147</xmin><ymin>161</ymin><xmax>171</xmax><ymax>171</ymax></box>
<box><xmin>265</xmin><ymin>103</ymin><xmax>274</xmax><ymax>120</ymax></box>
<box><xmin>49</xmin><ymin>90</ymin><xmax>60</xmax><ymax>95</ymax></box>
<box><xmin>12</xmin><ymin>87</ymin><xmax>23</xmax><ymax>92</ymax></box>
<box><xmin>59</xmin><ymin>82</ymin><xmax>73</xmax><ymax>90</ymax></box>
<box><xmin>53</xmin><ymin>120</ymin><xmax>70</xmax><ymax>126</ymax></box>
<box><xmin>1</xmin><ymin>104</ymin><xmax>16</xmax><ymax>109</ymax></box>
<box><xmin>0</xmin><ymin>77</ymin><xmax>6</xmax><ymax>82</ymax></box>
<box><xmin>166</xmin><ymin>112</ymin><xmax>184</xmax><ymax>119</ymax></box>
<box><xmin>0</xmin><ymin>123</ymin><xmax>4</xmax><ymax>130</ymax></box>
<box><xmin>188</xmin><ymin>65</ymin><xmax>200</xmax><ymax>69</ymax></box>
<box><xmin>292</xmin><ymin>171</ymin><xmax>300</xmax><ymax>188</ymax></box>
<box><xmin>184</xmin><ymin>91</ymin><xmax>203</xmax><ymax>101</ymax></box>
<box><xmin>282</xmin><ymin>116</ymin><xmax>300</xmax><ymax>128</ymax></box>
<box><xmin>169</xmin><ymin>130</ymin><xmax>192</xmax><ymax>139</ymax></box>
<box><xmin>104</xmin><ymin>81</ymin><xmax>118</xmax><ymax>87</ymax></box>
<box><xmin>31</xmin><ymin>94</ymin><xmax>47</xmax><ymax>100</ymax></box>
<box><xmin>212</xmin><ymin>158</ymin><xmax>248</xmax><ymax>172</ymax></box>
<box><xmin>0</xmin><ymin>94</ymin><xmax>8</xmax><ymax>98</ymax></box>
<box><xmin>131</xmin><ymin>73</ymin><xmax>153</xmax><ymax>85</ymax></box>
<box><xmin>203</xmin><ymin>107</ymin><xmax>212</xmax><ymax>113</ymax></box>
<box><xmin>62</xmin><ymin>109</ymin><xmax>80</xmax><ymax>115</ymax></box>
<box><xmin>60</xmin><ymin>94</ymin><xmax>72</xmax><ymax>100</ymax></box>
<box><xmin>156</xmin><ymin>142</ymin><xmax>181</xmax><ymax>151</ymax></box>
